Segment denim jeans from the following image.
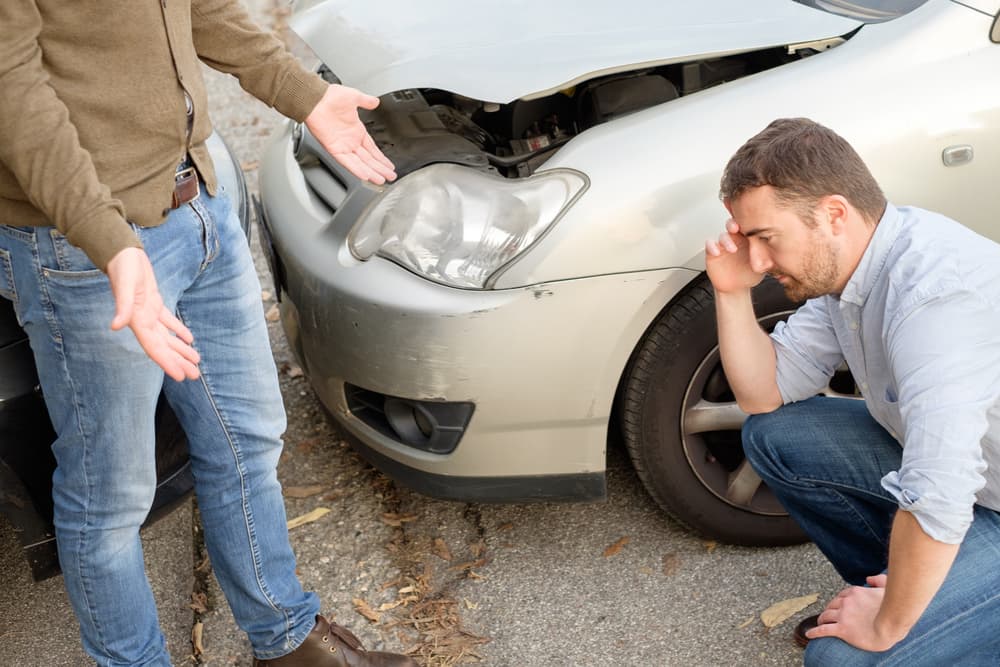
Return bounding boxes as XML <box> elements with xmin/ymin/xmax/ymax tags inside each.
<box><xmin>744</xmin><ymin>397</ymin><xmax>1000</xmax><ymax>666</ymax></box>
<box><xmin>0</xmin><ymin>187</ymin><xmax>319</xmax><ymax>665</ymax></box>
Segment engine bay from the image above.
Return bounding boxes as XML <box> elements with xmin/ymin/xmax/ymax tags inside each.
<box><xmin>342</xmin><ymin>40</ymin><xmax>843</xmax><ymax>180</ymax></box>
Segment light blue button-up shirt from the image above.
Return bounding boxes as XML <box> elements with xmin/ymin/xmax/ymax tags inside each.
<box><xmin>770</xmin><ymin>203</ymin><xmax>1000</xmax><ymax>544</ymax></box>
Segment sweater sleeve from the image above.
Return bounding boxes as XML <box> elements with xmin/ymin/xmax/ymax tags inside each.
<box><xmin>0</xmin><ymin>0</ymin><xmax>141</xmax><ymax>271</ymax></box>
<box><xmin>190</xmin><ymin>0</ymin><xmax>328</xmax><ymax>122</ymax></box>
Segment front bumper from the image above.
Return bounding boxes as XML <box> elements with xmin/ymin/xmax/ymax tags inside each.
<box><xmin>259</xmin><ymin>122</ymin><xmax>697</xmax><ymax>501</ymax></box>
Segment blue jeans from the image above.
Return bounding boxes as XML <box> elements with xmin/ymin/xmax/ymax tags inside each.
<box><xmin>0</xmin><ymin>187</ymin><xmax>319</xmax><ymax>665</ymax></box>
<box><xmin>744</xmin><ymin>397</ymin><xmax>1000</xmax><ymax>666</ymax></box>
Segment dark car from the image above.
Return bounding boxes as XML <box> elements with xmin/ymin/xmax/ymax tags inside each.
<box><xmin>0</xmin><ymin>133</ymin><xmax>250</xmax><ymax>581</ymax></box>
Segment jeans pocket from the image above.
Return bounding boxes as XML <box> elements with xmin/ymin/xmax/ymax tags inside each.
<box><xmin>43</xmin><ymin>229</ymin><xmax>104</xmax><ymax>280</ymax></box>
<box><xmin>0</xmin><ymin>246</ymin><xmax>16</xmax><ymax>304</ymax></box>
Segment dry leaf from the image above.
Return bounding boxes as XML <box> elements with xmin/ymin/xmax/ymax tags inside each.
<box><xmin>287</xmin><ymin>507</ymin><xmax>331</xmax><ymax>530</ymax></box>
<box><xmin>380</xmin><ymin>512</ymin><xmax>418</xmax><ymax>527</ymax></box>
<box><xmin>760</xmin><ymin>593</ymin><xmax>820</xmax><ymax>628</ymax></box>
<box><xmin>449</xmin><ymin>558</ymin><xmax>487</xmax><ymax>572</ymax></box>
<box><xmin>497</xmin><ymin>522</ymin><xmax>514</xmax><ymax>532</ymax></box>
<box><xmin>286</xmin><ymin>365</ymin><xmax>304</xmax><ymax>379</ymax></box>
<box><xmin>661</xmin><ymin>552</ymin><xmax>682</xmax><ymax>576</ymax></box>
<box><xmin>283</xmin><ymin>484</ymin><xmax>326</xmax><ymax>499</ymax></box>
<box><xmin>379</xmin><ymin>577</ymin><xmax>403</xmax><ymax>592</ymax></box>
<box><xmin>265</xmin><ymin>304</ymin><xmax>280</xmax><ymax>322</ymax></box>
<box><xmin>703</xmin><ymin>540</ymin><xmax>718</xmax><ymax>553</ymax></box>
<box><xmin>467</xmin><ymin>570</ymin><xmax>485</xmax><ymax>580</ymax></box>
<box><xmin>432</xmin><ymin>538</ymin><xmax>453</xmax><ymax>561</ymax></box>
<box><xmin>464</xmin><ymin>598</ymin><xmax>479</xmax><ymax>610</ymax></box>
<box><xmin>353</xmin><ymin>597</ymin><xmax>381</xmax><ymax>623</ymax></box>
<box><xmin>378</xmin><ymin>600</ymin><xmax>406</xmax><ymax>612</ymax></box>
<box><xmin>189</xmin><ymin>591</ymin><xmax>209</xmax><ymax>614</ymax></box>
<box><xmin>737</xmin><ymin>616</ymin><xmax>755</xmax><ymax>629</ymax></box>
<box><xmin>603</xmin><ymin>536</ymin><xmax>630</xmax><ymax>558</ymax></box>
<box><xmin>469</xmin><ymin>541</ymin><xmax>485</xmax><ymax>558</ymax></box>
<box><xmin>261</xmin><ymin>290</ymin><xmax>273</xmax><ymax>301</ymax></box>
<box><xmin>191</xmin><ymin>621</ymin><xmax>204</xmax><ymax>657</ymax></box>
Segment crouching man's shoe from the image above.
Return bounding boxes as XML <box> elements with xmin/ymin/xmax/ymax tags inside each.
<box><xmin>254</xmin><ymin>616</ymin><xmax>418</xmax><ymax>667</ymax></box>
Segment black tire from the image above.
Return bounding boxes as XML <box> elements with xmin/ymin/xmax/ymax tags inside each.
<box><xmin>154</xmin><ymin>396</ymin><xmax>189</xmax><ymax>481</ymax></box>
<box><xmin>620</xmin><ymin>275</ymin><xmax>806</xmax><ymax>546</ymax></box>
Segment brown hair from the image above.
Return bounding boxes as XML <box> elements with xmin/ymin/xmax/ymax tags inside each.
<box><xmin>720</xmin><ymin>118</ymin><xmax>885</xmax><ymax>225</ymax></box>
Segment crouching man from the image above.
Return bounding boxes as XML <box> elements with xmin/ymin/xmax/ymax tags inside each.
<box><xmin>706</xmin><ymin>118</ymin><xmax>1000</xmax><ymax>665</ymax></box>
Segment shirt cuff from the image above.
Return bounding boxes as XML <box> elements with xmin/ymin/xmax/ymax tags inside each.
<box><xmin>881</xmin><ymin>471</ymin><xmax>971</xmax><ymax>544</ymax></box>
<box><xmin>272</xmin><ymin>68</ymin><xmax>329</xmax><ymax>123</ymax></box>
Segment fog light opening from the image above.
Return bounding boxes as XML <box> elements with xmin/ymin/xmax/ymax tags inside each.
<box><xmin>345</xmin><ymin>384</ymin><xmax>474</xmax><ymax>455</ymax></box>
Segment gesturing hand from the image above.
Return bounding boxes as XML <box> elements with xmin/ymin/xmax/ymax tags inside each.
<box><xmin>704</xmin><ymin>219</ymin><xmax>765</xmax><ymax>294</ymax></box>
<box><xmin>806</xmin><ymin>575</ymin><xmax>904</xmax><ymax>652</ymax></box>
<box><xmin>305</xmin><ymin>84</ymin><xmax>397</xmax><ymax>185</ymax></box>
<box><xmin>106</xmin><ymin>247</ymin><xmax>201</xmax><ymax>382</ymax></box>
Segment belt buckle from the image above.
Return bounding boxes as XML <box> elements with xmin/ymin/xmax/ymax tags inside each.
<box><xmin>173</xmin><ymin>166</ymin><xmax>200</xmax><ymax>207</ymax></box>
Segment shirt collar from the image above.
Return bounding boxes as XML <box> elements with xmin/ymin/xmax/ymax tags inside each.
<box><xmin>839</xmin><ymin>203</ymin><xmax>903</xmax><ymax>307</ymax></box>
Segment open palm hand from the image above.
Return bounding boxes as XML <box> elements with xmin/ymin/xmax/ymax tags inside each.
<box><xmin>305</xmin><ymin>84</ymin><xmax>397</xmax><ymax>184</ymax></box>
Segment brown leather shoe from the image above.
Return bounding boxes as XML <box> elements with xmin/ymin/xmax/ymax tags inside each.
<box><xmin>793</xmin><ymin>614</ymin><xmax>820</xmax><ymax>648</ymax></box>
<box><xmin>253</xmin><ymin>616</ymin><xmax>418</xmax><ymax>666</ymax></box>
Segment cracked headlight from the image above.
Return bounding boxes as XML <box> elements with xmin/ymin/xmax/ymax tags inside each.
<box><xmin>348</xmin><ymin>164</ymin><xmax>587</xmax><ymax>289</ymax></box>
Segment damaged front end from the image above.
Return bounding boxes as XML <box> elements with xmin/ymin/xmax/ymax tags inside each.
<box><xmin>286</xmin><ymin>29</ymin><xmax>854</xmax><ymax>289</ymax></box>
<box><xmin>304</xmin><ymin>34</ymin><xmax>852</xmax><ymax>181</ymax></box>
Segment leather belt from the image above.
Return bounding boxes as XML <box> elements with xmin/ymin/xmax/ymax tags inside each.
<box><xmin>171</xmin><ymin>165</ymin><xmax>200</xmax><ymax>208</ymax></box>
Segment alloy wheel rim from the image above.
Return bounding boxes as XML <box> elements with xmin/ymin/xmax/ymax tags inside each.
<box><xmin>678</xmin><ymin>311</ymin><xmax>794</xmax><ymax>516</ymax></box>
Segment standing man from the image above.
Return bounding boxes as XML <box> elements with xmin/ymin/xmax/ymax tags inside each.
<box><xmin>0</xmin><ymin>2</ymin><xmax>417</xmax><ymax>666</ymax></box>
<box><xmin>705</xmin><ymin>118</ymin><xmax>1000</xmax><ymax>665</ymax></box>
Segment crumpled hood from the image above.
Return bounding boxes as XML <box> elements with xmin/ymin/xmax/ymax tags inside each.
<box><xmin>291</xmin><ymin>0</ymin><xmax>861</xmax><ymax>103</ymax></box>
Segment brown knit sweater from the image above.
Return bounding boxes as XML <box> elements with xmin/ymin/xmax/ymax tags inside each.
<box><xmin>0</xmin><ymin>0</ymin><xmax>328</xmax><ymax>270</ymax></box>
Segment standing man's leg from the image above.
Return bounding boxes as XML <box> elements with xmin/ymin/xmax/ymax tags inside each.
<box><xmin>152</xmin><ymin>188</ymin><xmax>320</xmax><ymax>659</ymax></box>
<box><xmin>743</xmin><ymin>397</ymin><xmax>1000</xmax><ymax>666</ymax></box>
<box><xmin>157</xmin><ymin>188</ymin><xmax>415</xmax><ymax>666</ymax></box>
<box><xmin>0</xmin><ymin>223</ymin><xmax>176</xmax><ymax>666</ymax></box>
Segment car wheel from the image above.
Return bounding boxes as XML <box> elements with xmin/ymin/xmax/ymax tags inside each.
<box><xmin>620</xmin><ymin>275</ymin><xmax>805</xmax><ymax>546</ymax></box>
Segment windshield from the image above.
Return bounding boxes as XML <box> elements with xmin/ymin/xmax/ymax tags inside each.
<box><xmin>794</xmin><ymin>0</ymin><xmax>930</xmax><ymax>21</ymax></box>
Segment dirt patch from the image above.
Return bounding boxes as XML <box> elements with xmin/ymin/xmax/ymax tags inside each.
<box><xmin>369</xmin><ymin>474</ymin><xmax>490</xmax><ymax>665</ymax></box>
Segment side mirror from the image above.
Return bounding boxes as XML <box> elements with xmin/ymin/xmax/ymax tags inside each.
<box><xmin>992</xmin><ymin>13</ymin><xmax>1000</xmax><ymax>44</ymax></box>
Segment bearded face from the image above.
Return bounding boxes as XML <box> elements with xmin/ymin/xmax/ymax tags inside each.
<box><xmin>771</xmin><ymin>226</ymin><xmax>841</xmax><ymax>302</ymax></box>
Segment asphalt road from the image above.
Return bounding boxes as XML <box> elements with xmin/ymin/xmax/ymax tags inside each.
<box><xmin>0</xmin><ymin>2</ymin><xmax>845</xmax><ymax>665</ymax></box>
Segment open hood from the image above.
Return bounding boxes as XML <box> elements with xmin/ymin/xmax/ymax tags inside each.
<box><xmin>291</xmin><ymin>0</ymin><xmax>861</xmax><ymax>103</ymax></box>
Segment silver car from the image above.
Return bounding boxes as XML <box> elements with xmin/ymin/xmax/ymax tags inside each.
<box><xmin>258</xmin><ymin>0</ymin><xmax>1000</xmax><ymax>545</ymax></box>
